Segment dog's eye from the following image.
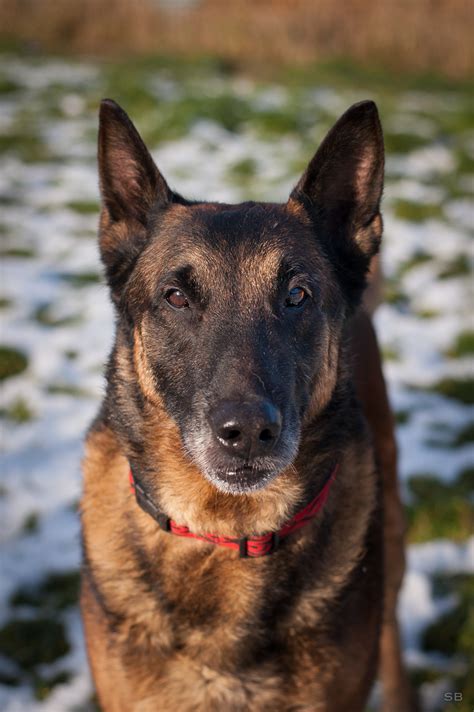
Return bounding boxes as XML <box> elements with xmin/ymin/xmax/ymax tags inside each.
<box><xmin>164</xmin><ymin>288</ymin><xmax>189</xmax><ymax>310</ymax></box>
<box><xmin>285</xmin><ymin>286</ymin><xmax>307</xmax><ymax>308</ymax></box>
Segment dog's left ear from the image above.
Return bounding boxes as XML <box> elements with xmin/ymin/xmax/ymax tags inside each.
<box><xmin>289</xmin><ymin>100</ymin><xmax>384</xmax><ymax>300</ymax></box>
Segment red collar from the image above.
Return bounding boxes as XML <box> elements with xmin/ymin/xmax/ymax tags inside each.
<box><xmin>129</xmin><ymin>464</ymin><xmax>338</xmax><ymax>558</ymax></box>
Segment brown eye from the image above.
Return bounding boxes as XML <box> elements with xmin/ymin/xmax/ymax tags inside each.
<box><xmin>285</xmin><ymin>286</ymin><xmax>307</xmax><ymax>308</ymax></box>
<box><xmin>165</xmin><ymin>288</ymin><xmax>189</xmax><ymax>309</ymax></box>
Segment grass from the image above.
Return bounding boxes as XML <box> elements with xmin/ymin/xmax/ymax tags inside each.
<box><xmin>0</xmin><ymin>246</ymin><xmax>37</xmax><ymax>258</ymax></box>
<box><xmin>384</xmin><ymin>132</ymin><xmax>428</xmax><ymax>154</ymax></box>
<box><xmin>65</xmin><ymin>200</ymin><xmax>100</xmax><ymax>214</ymax></box>
<box><xmin>415</xmin><ymin>308</ymin><xmax>441</xmax><ymax>320</ymax></box>
<box><xmin>414</xmin><ymin>377</ymin><xmax>474</xmax><ymax>405</ymax></box>
<box><xmin>422</xmin><ymin>573</ymin><xmax>474</xmax><ymax>655</ymax></box>
<box><xmin>0</xmin><ymin>397</ymin><xmax>35</xmax><ymax>423</ymax></box>
<box><xmin>46</xmin><ymin>383</ymin><xmax>90</xmax><ymax>397</ymax></box>
<box><xmin>406</xmin><ymin>470</ymin><xmax>473</xmax><ymax>543</ymax></box>
<box><xmin>0</xmin><ymin>345</ymin><xmax>28</xmax><ymax>380</ymax></box>
<box><xmin>383</xmin><ymin>281</ymin><xmax>410</xmax><ymax>309</ymax></box>
<box><xmin>397</xmin><ymin>250</ymin><xmax>433</xmax><ymax>276</ymax></box>
<box><xmin>0</xmin><ymin>570</ymin><xmax>81</xmax><ymax>699</ymax></box>
<box><xmin>423</xmin><ymin>574</ymin><xmax>474</xmax><ymax>712</ymax></box>
<box><xmin>58</xmin><ymin>271</ymin><xmax>102</xmax><ymax>287</ymax></box>
<box><xmin>447</xmin><ymin>331</ymin><xmax>474</xmax><ymax>358</ymax></box>
<box><xmin>0</xmin><ymin>45</ymin><xmax>472</xmax><ymax>708</ymax></box>
<box><xmin>34</xmin><ymin>670</ymin><xmax>72</xmax><ymax>701</ymax></box>
<box><xmin>395</xmin><ymin>409</ymin><xmax>411</xmax><ymax>425</ymax></box>
<box><xmin>33</xmin><ymin>303</ymin><xmax>82</xmax><ymax>328</ymax></box>
<box><xmin>382</xmin><ymin>345</ymin><xmax>400</xmax><ymax>362</ymax></box>
<box><xmin>227</xmin><ymin>157</ymin><xmax>258</xmax><ymax>182</ymax></box>
<box><xmin>0</xmin><ymin>131</ymin><xmax>52</xmax><ymax>163</ymax></box>
<box><xmin>436</xmin><ymin>378</ymin><xmax>474</xmax><ymax>405</ymax></box>
<box><xmin>22</xmin><ymin>512</ymin><xmax>40</xmax><ymax>535</ymax></box>
<box><xmin>438</xmin><ymin>254</ymin><xmax>471</xmax><ymax>280</ymax></box>
<box><xmin>0</xmin><ymin>617</ymin><xmax>70</xmax><ymax>670</ymax></box>
<box><xmin>10</xmin><ymin>570</ymin><xmax>80</xmax><ymax>611</ymax></box>
<box><xmin>452</xmin><ymin>422</ymin><xmax>474</xmax><ymax>447</ymax></box>
<box><xmin>393</xmin><ymin>201</ymin><xmax>442</xmax><ymax>224</ymax></box>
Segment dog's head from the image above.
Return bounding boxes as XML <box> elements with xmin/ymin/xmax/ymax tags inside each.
<box><xmin>98</xmin><ymin>99</ymin><xmax>384</xmax><ymax>495</ymax></box>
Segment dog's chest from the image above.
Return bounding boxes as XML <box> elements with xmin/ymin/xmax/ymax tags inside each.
<box><xmin>114</xmin><ymin>537</ymin><xmax>380</xmax><ymax>710</ymax></box>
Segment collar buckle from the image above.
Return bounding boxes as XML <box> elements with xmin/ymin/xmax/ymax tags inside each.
<box><xmin>238</xmin><ymin>537</ymin><xmax>248</xmax><ymax>558</ymax></box>
<box><xmin>269</xmin><ymin>531</ymin><xmax>280</xmax><ymax>554</ymax></box>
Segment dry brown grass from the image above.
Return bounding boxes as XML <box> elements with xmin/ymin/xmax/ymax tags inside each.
<box><xmin>1</xmin><ymin>0</ymin><xmax>472</xmax><ymax>78</ymax></box>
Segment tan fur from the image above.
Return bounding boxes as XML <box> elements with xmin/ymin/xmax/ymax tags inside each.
<box><xmin>82</xmin><ymin>409</ymin><xmax>378</xmax><ymax>711</ymax></box>
<box><xmin>81</xmin><ymin>304</ymin><xmax>412</xmax><ymax>712</ymax></box>
<box><xmin>82</xmin><ymin>99</ymin><xmax>413</xmax><ymax>711</ymax></box>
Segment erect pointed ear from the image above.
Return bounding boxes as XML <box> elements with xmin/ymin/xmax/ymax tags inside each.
<box><xmin>98</xmin><ymin>98</ymin><xmax>172</xmax><ymax>223</ymax></box>
<box><xmin>97</xmin><ymin>100</ymin><xmax>182</xmax><ymax>303</ymax></box>
<box><xmin>289</xmin><ymin>100</ymin><xmax>384</xmax><ymax>301</ymax></box>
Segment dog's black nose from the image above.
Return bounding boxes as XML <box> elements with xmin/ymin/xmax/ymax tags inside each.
<box><xmin>209</xmin><ymin>399</ymin><xmax>282</xmax><ymax>459</ymax></box>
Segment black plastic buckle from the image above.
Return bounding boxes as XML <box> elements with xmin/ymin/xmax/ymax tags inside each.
<box><xmin>134</xmin><ymin>481</ymin><xmax>170</xmax><ymax>531</ymax></box>
<box><xmin>269</xmin><ymin>532</ymin><xmax>280</xmax><ymax>554</ymax></box>
<box><xmin>238</xmin><ymin>537</ymin><xmax>248</xmax><ymax>558</ymax></box>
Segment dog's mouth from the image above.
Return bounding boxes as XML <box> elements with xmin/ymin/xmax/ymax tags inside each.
<box><xmin>203</xmin><ymin>463</ymin><xmax>281</xmax><ymax>495</ymax></box>
<box><xmin>183</xmin><ymin>415</ymin><xmax>301</xmax><ymax>495</ymax></box>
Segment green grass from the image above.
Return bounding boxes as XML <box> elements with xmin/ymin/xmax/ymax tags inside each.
<box><xmin>383</xmin><ymin>281</ymin><xmax>410</xmax><ymax>309</ymax></box>
<box><xmin>46</xmin><ymin>383</ymin><xmax>90</xmax><ymax>397</ymax></box>
<box><xmin>384</xmin><ymin>132</ymin><xmax>428</xmax><ymax>154</ymax></box>
<box><xmin>33</xmin><ymin>303</ymin><xmax>82</xmax><ymax>328</ymax></box>
<box><xmin>0</xmin><ymin>74</ymin><xmax>21</xmax><ymax>94</ymax></box>
<box><xmin>64</xmin><ymin>349</ymin><xmax>79</xmax><ymax>360</ymax></box>
<box><xmin>0</xmin><ymin>345</ymin><xmax>28</xmax><ymax>381</ymax></box>
<box><xmin>65</xmin><ymin>200</ymin><xmax>100</xmax><ymax>214</ymax></box>
<box><xmin>382</xmin><ymin>345</ymin><xmax>400</xmax><ymax>362</ymax></box>
<box><xmin>423</xmin><ymin>573</ymin><xmax>474</xmax><ymax>712</ymax></box>
<box><xmin>393</xmin><ymin>201</ymin><xmax>442</xmax><ymax>223</ymax></box>
<box><xmin>10</xmin><ymin>570</ymin><xmax>80</xmax><ymax>611</ymax></box>
<box><xmin>423</xmin><ymin>574</ymin><xmax>474</xmax><ymax>656</ymax></box>
<box><xmin>227</xmin><ymin>157</ymin><xmax>258</xmax><ymax>182</ymax></box>
<box><xmin>453</xmin><ymin>422</ymin><xmax>474</xmax><ymax>447</ymax></box>
<box><xmin>438</xmin><ymin>254</ymin><xmax>471</xmax><ymax>280</ymax></box>
<box><xmin>0</xmin><ymin>397</ymin><xmax>35</xmax><ymax>423</ymax></box>
<box><xmin>22</xmin><ymin>512</ymin><xmax>40</xmax><ymax>535</ymax></box>
<box><xmin>58</xmin><ymin>271</ymin><xmax>102</xmax><ymax>287</ymax></box>
<box><xmin>0</xmin><ymin>618</ymin><xmax>70</xmax><ymax>670</ymax></box>
<box><xmin>0</xmin><ymin>246</ymin><xmax>36</xmax><ymax>258</ymax></box>
<box><xmin>414</xmin><ymin>308</ymin><xmax>441</xmax><ymax>320</ymax></box>
<box><xmin>395</xmin><ymin>409</ymin><xmax>411</xmax><ymax>425</ymax></box>
<box><xmin>0</xmin><ymin>131</ymin><xmax>52</xmax><ymax>163</ymax></box>
<box><xmin>415</xmin><ymin>377</ymin><xmax>474</xmax><ymax>405</ymax></box>
<box><xmin>34</xmin><ymin>670</ymin><xmax>72</xmax><ymax>701</ymax></box>
<box><xmin>397</xmin><ymin>250</ymin><xmax>433</xmax><ymax>275</ymax></box>
<box><xmin>407</xmin><ymin>471</ymin><xmax>473</xmax><ymax>543</ymax></box>
<box><xmin>447</xmin><ymin>331</ymin><xmax>474</xmax><ymax>358</ymax></box>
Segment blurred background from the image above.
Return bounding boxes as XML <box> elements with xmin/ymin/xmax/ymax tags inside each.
<box><xmin>0</xmin><ymin>1</ymin><xmax>472</xmax><ymax>710</ymax></box>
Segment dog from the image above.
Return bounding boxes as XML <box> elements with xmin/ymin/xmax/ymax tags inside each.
<box><xmin>80</xmin><ymin>98</ymin><xmax>415</xmax><ymax>711</ymax></box>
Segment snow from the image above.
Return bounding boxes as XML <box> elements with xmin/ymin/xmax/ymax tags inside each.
<box><xmin>0</xmin><ymin>54</ymin><xmax>472</xmax><ymax>711</ymax></box>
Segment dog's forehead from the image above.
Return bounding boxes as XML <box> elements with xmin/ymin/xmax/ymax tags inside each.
<box><xmin>150</xmin><ymin>200</ymin><xmax>320</xmax><ymax>283</ymax></box>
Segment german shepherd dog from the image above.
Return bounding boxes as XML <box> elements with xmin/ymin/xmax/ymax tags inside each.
<box><xmin>81</xmin><ymin>99</ymin><xmax>415</xmax><ymax>711</ymax></box>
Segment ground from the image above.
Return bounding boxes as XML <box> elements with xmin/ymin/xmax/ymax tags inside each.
<box><xmin>0</xmin><ymin>53</ymin><xmax>472</xmax><ymax>711</ymax></box>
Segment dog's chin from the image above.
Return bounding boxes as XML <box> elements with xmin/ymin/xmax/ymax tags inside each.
<box><xmin>202</xmin><ymin>465</ymin><xmax>280</xmax><ymax>495</ymax></box>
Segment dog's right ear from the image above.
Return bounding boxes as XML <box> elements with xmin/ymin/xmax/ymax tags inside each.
<box><xmin>98</xmin><ymin>98</ymin><xmax>172</xmax><ymax>223</ymax></box>
<box><xmin>98</xmin><ymin>99</ymin><xmax>176</xmax><ymax>301</ymax></box>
